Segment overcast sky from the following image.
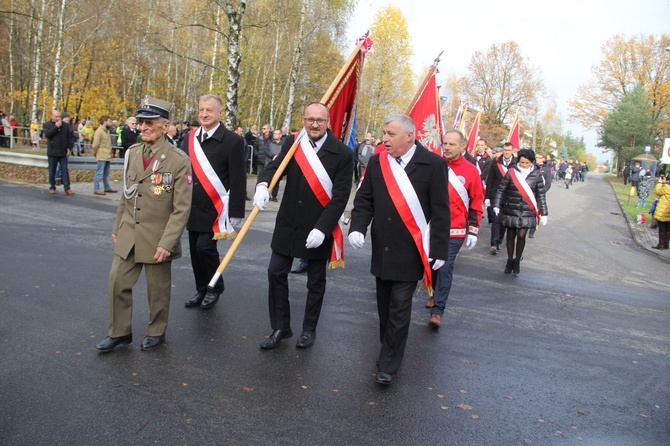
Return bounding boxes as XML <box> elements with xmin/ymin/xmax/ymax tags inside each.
<box><xmin>346</xmin><ymin>0</ymin><xmax>670</xmax><ymax>161</ymax></box>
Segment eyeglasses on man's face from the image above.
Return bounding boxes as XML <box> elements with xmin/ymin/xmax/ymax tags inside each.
<box><xmin>303</xmin><ymin>117</ymin><xmax>328</xmax><ymax>125</ymax></box>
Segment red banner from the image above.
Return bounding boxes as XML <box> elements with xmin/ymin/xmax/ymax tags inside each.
<box><xmin>507</xmin><ymin>110</ymin><xmax>520</xmax><ymax>149</ymax></box>
<box><xmin>407</xmin><ymin>68</ymin><xmax>443</xmax><ymax>155</ymax></box>
<box><xmin>466</xmin><ymin>111</ymin><xmax>482</xmax><ymax>154</ymax></box>
<box><xmin>325</xmin><ymin>35</ymin><xmax>373</xmax><ymax>144</ymax></box>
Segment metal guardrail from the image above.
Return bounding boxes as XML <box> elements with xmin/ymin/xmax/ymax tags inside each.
<box><xmin>0</xmin><ymin>151</ymin><xmax>125</xmax><ymax>170</ymax></box>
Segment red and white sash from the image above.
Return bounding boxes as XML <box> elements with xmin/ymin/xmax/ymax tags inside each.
<box><xmin>188</xmin><ymin>129</ymin><xmax>235</xmax><ymax>240</ymax></box>
<box><xmin>509</xmin><ymin>168</ymin><xmax>541</xmax><ymax>224</ymax></box>
<box><xmin>497</xmin><ymin>161</ymin><xmax>509</xmax><ymax>177</ymax></box>
<box><xmin>292</xmin><ymin>131</ymin><xmax>345</xmax><ymax>269</ymax></box>
<box><xmin>447</xmin><ymin>168</ymin><xmax>469</xmax><ymax>237</ymax></box>
<box><xmin>379</xmin><ymin>151</ymin><xmax>433</xmax><ymax>293</ymax></box>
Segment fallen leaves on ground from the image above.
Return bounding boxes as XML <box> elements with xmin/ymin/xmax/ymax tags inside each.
<box><xmin>456</xmin><ymin>404</ymin><xmax>473</xmax><ymax>411</ymax></box>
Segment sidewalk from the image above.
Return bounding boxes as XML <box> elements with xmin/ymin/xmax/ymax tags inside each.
<box><xmin>609</xmin><ymin>181</ymin><xmax>670</xmax><ymax>261</ymax></box>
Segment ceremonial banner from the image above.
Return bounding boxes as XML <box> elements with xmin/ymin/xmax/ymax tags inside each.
<box><xmin>325</xmin><ymin>34</ymin><xmax>373</xmax><ymax>146</ymax></box>
<box><xmin>453</xmin><ymin>105</ymin><xmax>464</xmax><ymax>130</ymax></box>
<box><xmin>407</xmin><ymin>59</ymin><xmax>444</xmax><ymax>156</ymax></box>
<box><xmin>662</xmin><ymin>138</ymin><xmax>670</xmax><ymax>165</ymax></box>
<box><xmin>507</xmin><ymin>109</ymin><xmax>520</xmax><ymax>149</ymax></box>
<box><xmin>458</xmin><ymin>105</ymin><xmax>468</xmax><ymax>134</ymax></box>
<box><xmin>466</xmin><ymin>111</ymin><xmax>482</xmax><ymax>154</ymax></box>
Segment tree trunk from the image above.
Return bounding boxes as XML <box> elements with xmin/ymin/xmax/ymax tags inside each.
<box><xmin>52</xmin><ymin>0</ymin><xmax>67</xmax><ymax>109</ymax></box>
<box><xmin>30</xmin><ymin>0</ymin><xmax>47</xmax><ymax>120</ymax></box>
<box><xmin>209</xmin><ymin>5</ymin><xmax>222</xmax><ymax>94</ymax></box>
<box><xmin>269</xmin><ymin>22</ymin><xmax>281</xmax><ymax>129</ymax></box>
<box><xmin>224</xmin><ymin>0</ymin><xmax>246</xmax><ymax>128</ymax></box>
<box><xmin>283</xmin><ymin>0</ymin><xmax>306</xmax><ymax>131</ymax></box>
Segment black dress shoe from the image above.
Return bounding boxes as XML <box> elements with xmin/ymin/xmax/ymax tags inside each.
<box><xmin>185</xmin><ymin>292</ymin><xmax>205</xmax><ymax>308</ymax></box>
<box><xmin>290</xmin><ymin>259</ymin><xmax>308</xmax><ymax>274</ymax></box>
<box><xmin>376</xmin><ymin>372</ymin><xmax>393</xmax><ymax>385</ymax></box>
<box><xmin>140</xmin><ymin>335</ymin><xmax>165</xmax><ymax>351</ymax></box>
<box><xmin>199</xmin><ymin>292</ymin><xmax>220</xmax><ymax>309</ymax></box>
<box><xmin>260</xmin><ymin>328</ymin><xmax>293</xmax><ymax>349</ymax></box>
<box><xmin>296</xmin><ymin>330</ymin><xmax>316</xmax><ymax>348</ymax></box>
<box><xmin>95</xmin><ymin>334</ymin><xmax>132</xmax><ymax>353</ymax></box>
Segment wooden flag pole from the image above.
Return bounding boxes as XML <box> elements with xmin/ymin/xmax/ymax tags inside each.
<box><xmin>207</xmin><ymin>35</ymin><xmax>370</xmax><ymax>289</ymax></box>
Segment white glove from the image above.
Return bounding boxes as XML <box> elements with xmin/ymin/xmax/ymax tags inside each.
<box><xmin>253</xmin><ymin>185</ymin><xmax>270</xmax><ymax>210</ymax></box>
<box><xmin>465</xmin><ymin>234</ymin><xmax>477</xmax><ymax>250</ymax></box>
<box><xmin>229</xmin><ymin>217</ymin><xmax>243</xmax><ymax>228</ymax></box>
<box><xmin>484</xmin><ymin>199</ymin><xmax>491</xmax><ymax>207</ymax></box>
<box><xmin>305</xmin><ymin>229</ymin><xmax>325</xmax><ymax>249</ymax></box>
<box><xmin>540</xmin><ymin>215</ymin><xmax>548</xmax><ymax>226</ymax></box>
<box><xmin>348</xmin><ymin>231</ymin><xmax>365</xmax><ymax>249</ymax></box>
<box><xmin>493</xmin><ymin>207</ymin><xmax>500</xmax><ymax>216</ymax></box>
<box><xmin>429</xmin><ymin>258</ymin><xmax>445</xmax><ymax>270</ymax></box>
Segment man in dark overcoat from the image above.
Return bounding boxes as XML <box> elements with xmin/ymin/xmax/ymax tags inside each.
<box><xmin>182</xmin><ymin>94</ymin><xmax>247</xmax><ymax>310</ymax></box>
<box><xmin>348</xmin><ymin>114</ymin><xmax>450</xmax><ymax>386</ymax></box>
<box><xmin>253</xmin><ymin>102</ymin><xmax>353</xmax><ymax>349</ymax></box>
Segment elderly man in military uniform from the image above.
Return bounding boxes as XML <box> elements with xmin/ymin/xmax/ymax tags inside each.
<box><xmin>96</xmin><ymin>96</ymin><xmax>192</xmax><ymax>353</ymax></box>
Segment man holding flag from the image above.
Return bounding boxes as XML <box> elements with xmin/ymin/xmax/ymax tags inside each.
<box><xmin>425</xmin><ymin>130</ymin><xmax>483</xmax><ymax>328</ymax></box>
<box><xmin>253</xmin><ymin>102</ymin><xmax>353</xmax><ymax>350</ymax></box>
<box><xmin>348</xmin><ymin>114</ymin><xmax>449</xmax><ymax>386</ymax></box>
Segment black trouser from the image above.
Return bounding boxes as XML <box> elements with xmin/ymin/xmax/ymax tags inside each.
<box><xmin>490</xmin><ymin>213</ymin><xmax>506</xmax><ymax>247</ymax></box>
<box><xmin>375</xmin><ymin>279</ymin><xmax>418</xmax><ymax>375</ymax></box>
<box><xmin>267</xmin><ymin>251</ymin><xmax>328</xmax><ymax>332</ymax></box>
<box><xmin>189</xmin><ymin>231</ymin><xmax>224</xmax><ymax>295</ymax></box>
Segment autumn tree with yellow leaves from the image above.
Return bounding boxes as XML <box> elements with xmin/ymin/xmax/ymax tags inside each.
<box><xmin>569</xmin><ymin>34</ymin><xmax>670</xmax><ymax>156</ymax></box>
<box><xmin>356</xmin><ymin>5</ymin><xmax>415</xmax><ymax>139</ymax></box>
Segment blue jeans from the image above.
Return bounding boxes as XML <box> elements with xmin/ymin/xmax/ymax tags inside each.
<box><xmin>431</xmin><ymin>237</ymin><xmax>465</xmax><ymax>316</ymax></box>
<box><xmin>93</xmin><ymin>160</ymin><xmax>111</xmax><ymax>191</ymax></box>
<box><xmin>49</xmin><ymin>155</ymin><xmax>70</xmax><ymax>190</ymax></box>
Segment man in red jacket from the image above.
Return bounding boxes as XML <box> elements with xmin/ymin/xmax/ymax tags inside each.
<box><xmin>426</xmin><ymin>129</ymin><xmax>483</xmax><ymax>328</ymax></box>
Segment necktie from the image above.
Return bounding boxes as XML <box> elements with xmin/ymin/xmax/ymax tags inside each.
<box><xmin>395</xmin><ymin>156</ymin><xmax>403</xmax><ymax>165</ymax></box>
<box><xmin>201</xmin><ymin>132</ymin><xmax>208</xmax><ymax>144</ymax></box>
<box><xmin>309</xmin><ymin>140</ymin><xmax>317</xmax><ymax>150</ymax></box>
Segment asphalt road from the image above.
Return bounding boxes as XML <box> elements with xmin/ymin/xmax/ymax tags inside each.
<box><xmin>0</xmin><ymin>173</ymin><xmax>668</xmax><ymax>446</ymax></box>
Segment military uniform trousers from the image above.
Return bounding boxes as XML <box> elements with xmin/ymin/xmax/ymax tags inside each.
<box><xmin>108</xmin><ymin>248</ymin><xmax>172</xmax><ymax>338</ymax></box>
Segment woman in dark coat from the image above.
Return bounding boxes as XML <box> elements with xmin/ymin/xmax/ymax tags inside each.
<box><xmin>493</xmin><ymin>149</ymin><xmax>548</xmax><ymax>274</ymax></box>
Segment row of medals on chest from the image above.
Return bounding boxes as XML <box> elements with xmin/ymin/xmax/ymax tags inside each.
<box><xmin>150</xmin><ymin>172</ymin><xmax>173</xmax><ymax>195</ymax></box>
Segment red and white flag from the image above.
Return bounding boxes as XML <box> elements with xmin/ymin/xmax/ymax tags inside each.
<box><xmin>466</xmin><ymin>111</ymin><xmax>482</xmax><ymax>155</ymax></box>
<box><xmin>507</xmin><ymin>109</ymin><xmax>520</xmax><ymax>149</ymax></box>
<box><xmin>407</xmin><ymin>60</ymin><xmax>444</xmax><ymax>156</ymax></box>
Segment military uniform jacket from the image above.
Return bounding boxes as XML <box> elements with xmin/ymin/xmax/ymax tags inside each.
<box><xmin>182</xmin><ymin>123</ymin><xmax>247</xmax><ymax>232</ymax></box>
<box><xmin>113</xmin><ymin>137</ymin><xmax>192</xmax><ymax>263</ymax></box>
<box><xmin>350</xmin><ymin>142</ymin><xmax>450</xmax><ymax>282</ymax></box>
<box><xmin>258</xmin><ymin>130</ymin><xmax>353</xmax><ymax>260</ymax></box>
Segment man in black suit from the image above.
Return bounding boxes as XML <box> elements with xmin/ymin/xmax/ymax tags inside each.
<box><xmin>485</xmin><ymin>142</ymin><xmax>516</xmax><ymax>254</ymax></box>
<box><xmin>253</xmin><ymin>102</ymin><xmax>353</xmax><ymax>349</ymax></box>
<box><xmin>182</xmin><ymin>94</ymin><xmax>247</xmax><ymax>310</ymax></box>
<box><xmin>348</xmin><ymin>114</ymin><xmax>450</xmax><ymax>386</ymax></box>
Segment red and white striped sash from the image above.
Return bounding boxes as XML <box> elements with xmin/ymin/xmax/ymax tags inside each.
<box><xmin>448</xmin><ymin>168</ymin><xmax>469</xmax><ymax>236</ymax></box>
<box><xmin>188</xmin><ymin>129</ymin><xmax>234</xmax><ymax>240</ymax></box>
<box><xmin>497</xmin><ymin>162</ymin><xmax>509</xmax><ymax>177</ymax></box>
<box><xmin>292</xmin><ymin>131</ymin><xmax>345</xmax><ymax>269</ymax></box>
<box><xmin>379</xmin><ymin>151</ymin><xmax>433</xmax><ymax>292</ymax></box>
<box><xmin>509</xmin><ymin>168</ymin><xmax>541</xmax><ymax>224</ymax></box>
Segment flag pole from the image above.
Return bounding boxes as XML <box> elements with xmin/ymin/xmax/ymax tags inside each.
<box><xmin>207</xmin><ymin>34</ymin><xmax>370</xmax><ymax>289</ymax></box>
<box><xmin>405</xmin><ymin>51</ymin><xmax>443</xmax><ymax>114</ymax></box>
